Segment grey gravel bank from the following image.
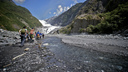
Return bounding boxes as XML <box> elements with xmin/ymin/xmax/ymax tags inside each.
<box><xmin>0</xmin><ymin>29</ymin><xmax>67</xmax><ymax>72</ymax></box>
<box><xmin>47</xmin><ymin>34</ymin><xmax>128</xmax><ymax>56</ymax></box>
<box><xmin>0</xmin><ymin>29</ymin><xmax>20</xmax><ymax>46</ymax></box>
<box><xmin>0</xmin><ymin>29</ymin><xmax>128</xmax><ymax>72</ymax></box>
<box><xmin>0</xmin><ymin>29</ymin><xmax>37</xmax><ymax>46</ymax></box>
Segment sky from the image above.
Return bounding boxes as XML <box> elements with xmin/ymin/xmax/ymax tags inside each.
<box><xmin>13</xmin><ymin>0</ymin><xmax>86</xmax><ymax>20</ymax></box>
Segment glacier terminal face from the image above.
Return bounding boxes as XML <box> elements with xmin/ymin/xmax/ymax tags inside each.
<box><xmin>39</xmin><ymin>20</ymin><xmax>61</xmax><ymax>34</ymax></box>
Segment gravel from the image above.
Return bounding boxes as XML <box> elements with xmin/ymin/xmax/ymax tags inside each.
<box><xmin>0</xmin><ymin>29</ymin><xmax>128</xmax><ymax>71</ymax></box>
<box><xmin>48</xmin><ymin>34</ymin><xmax>128</xmax><ymax>56</ymax></box>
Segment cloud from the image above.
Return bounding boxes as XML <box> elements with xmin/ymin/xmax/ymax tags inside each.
<box><xmin>49</xmin><ymin>12</ymin><xmax>51</xmax><ymax>14</ymax></box>
<box><xmin>57</xmin><ymin>5</ymin><xmax>63</xmax><ymax>14</ymax></box>
<box><xmin>70</xmin><ymin>4</ymin><xmax>73</xmax><ymax>7</ymax></box>
<box><xmin>54</xmin><ymin>5</ymin><xmax>71</xmax><ymax>16</ymax></box>
<box><xmin>53</xmin><ymin>12</ymin><xmax>56</xmax><ymax>15</ymax></box>
<box><xmin>72</xmin><ymin>0</ymin><xmax>78</xmax><ymax>3</ymax></box>
<box><xmin>67</xmin><ymin>6</ymin><xmax>70</xmax><ymax>10</ymax></box>
<box><xmin>64</xmin><ymin>6</ymin><xmax>70</xmax><ymax>12</ymax></box>
<box><xmin>54</xmin><ymin>5</ymin><xmax>63</xmax><ymax>15</ymax></box>
<box><xmin>13</xmin><ymin>0</ymin><xmax>25</xmax><ymax>4</ymax></box>
<box><xmin>64</xmin><ymin>7</ymin><xmax>67</xmax><ymax>12</ymax></box>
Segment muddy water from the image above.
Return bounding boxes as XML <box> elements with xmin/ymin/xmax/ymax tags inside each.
<box><xmin>43</xmin><ymin>37</ymin><xmax>128</xmax><ymax>72</ymax></box>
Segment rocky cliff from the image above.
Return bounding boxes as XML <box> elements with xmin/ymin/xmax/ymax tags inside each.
<box><xmin>59</xmin><ymin>0</ymin><xmax>128</xmax><ymax>34</ymax></box>
<box><xmin>46</xmin><ymin>3</ymin><xmax>84</xmax><ymax>26</ymax></box>
<box><xmin>46</xmin><ymin>0</ymin><xmax>105</xmax><ymax>27</ymax></box>
<box><xmin>59</xmin><ymin>0</ymin><xmax>105</xmax><ymax>34</ymax></box>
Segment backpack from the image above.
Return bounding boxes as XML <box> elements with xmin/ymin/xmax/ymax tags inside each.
<box><xmin>21</xmin><ymin>29</ymin><xmax>26</xmax><ymax>34</ymax></box>
<box><xmin>30</xmin><ymin>29</ymin><xmax>34</xmax><ymax>34</ymax></box>
<box><xmin>30</xmin><ymin>31</ymin><xmax>33</xmax><ymax>34</ymax></box>
<box><xmin>37</xmin><ymin>34</ymin><xmax>40</xmax><ymax>38</ymax></box>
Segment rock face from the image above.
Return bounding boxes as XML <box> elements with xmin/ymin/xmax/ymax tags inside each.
<box><xmin>46</xmin><ymin>0</ymin><xmax>105</xmax><ymax>27</ymax></box>
<box><xmin>77</xmin><ymin>0</ymin><xmax>105</xmax><ymax>15</ymax></box>
<box><xmin>68</xmin><ymin>0</ymin><xmax>106</xmax><ymax>33</ymax></box>
<box><xmin>46</xmin><ymin>0</ymin><xmax>106</xmax><ymax>34</ymax></box>
<box><xmin>71</xmin><ymin>14</ymin><xmax>101</xmax><ymax>33</ymax></box>
<box><xmin>0</xmin><ymin>29</ymin><xmax>20</xmax><ymax>46</ymax></box>
<box><xmin>46</xmin><ymin>3</ymin><xmax>84</xmax><ymax>26</ymax></box>
<box><xmin>58</xmin><ymin>0</ymin><xmax>128</xmax><ymax>34</ymax></box>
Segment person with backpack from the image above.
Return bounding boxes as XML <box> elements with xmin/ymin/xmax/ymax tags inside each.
<box><xmin>25</xmin><ymin>27</ymin><xmax>29</xmax><ymax>41</ymax></box>
<box><xmin>34</xmin><ymin>32</ymin><xmax>37</xmax><ymax>38</ymax></box>
<box><xmin>19</xmin><ymin>26</ymin><xmax>27</xmax><ymax>47</ymax></box>
<box><xmin>36</xmin><ymin>31</ymin><xmax>40</xmax><ymax>39</ymax></box>
<box><xmin>30</xmin><ymin>28</ymin><xmax>35</xmax><ymax>41</ymax></box>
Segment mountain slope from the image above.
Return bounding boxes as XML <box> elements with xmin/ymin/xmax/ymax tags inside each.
<box><xmin>59</xmin><ymin>0</ymin><xmax>128</xmax><ymax>34</ymax></box>
<box><xmin>46</xmin><ymin>3</ymin><xmax>84</xmax><ymax>26</ymax></box>
<box><xmin>0</xmin><ymin>0</ymin><xmax>42</xmax><ymax>31</ymax></box>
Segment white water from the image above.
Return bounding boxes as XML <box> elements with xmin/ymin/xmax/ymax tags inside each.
<box><xmin>39</xmin><ymin>20</ymin><xmax>51</xmax><ymax>26</ymax></box>
<box><xmin>39</xmin><ymin>20</ymin><xmax>61</xmax><ymax>34</ymax></box>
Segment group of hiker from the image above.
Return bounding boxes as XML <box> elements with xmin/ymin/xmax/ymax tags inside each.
<box><xmin>19</xmin><ymin>26</ymin><xmax>44</xmax><ymax>47</ymax></box>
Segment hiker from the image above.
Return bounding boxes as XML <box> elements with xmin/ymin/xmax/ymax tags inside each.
<box><xmin>39</xmin><ymin>32</ymin><xmax>42</xmax><ymax>38</ymax></box>
<box><xmin>42</xmin><ymin>33</ymin><xmax>44</xmax><ymax>38</ymax></box>
<box><xmin>30</xmin><ymin>28</ymin><xmax>35</xmax><ymax>41</ymax></box>
<box><xmin>26</xmin><ymin>32</ymin><xmax>30</xmax><ymax>41</ymax></box>
<box><xmin>19</xmin><ymin>26</ymin><xmax>27</xmax><ymax>47</ymax></box>
<box><xmin>57</xmin><ymin>30</ymin><xmax>59</xmax><ymax>34</ymax></box>
<box><xmin>36</xmin><ymin>31</ymin><xmax>40</xmax><ymax>39</ymax></box>
<box><xmin>24</xmin><ymin>27</ymin><xmax>29</xmax><ymax>41</ymax></box>
<box><xmin>34</xmin><ymin>32</ymin><xmax>37</xmax><ymax>38</ymax></box>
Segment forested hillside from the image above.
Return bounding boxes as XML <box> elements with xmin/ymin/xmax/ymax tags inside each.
<box><xmin>0</xmin><ymin>0</ymin><xmax>42</xmax><ymax>31</ymax></box>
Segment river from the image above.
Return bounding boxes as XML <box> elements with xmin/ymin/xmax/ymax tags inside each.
<box><xmin>0</xmin><ymin>20</ymin><xmax>128</xmax><ymax>72</ymax></box>
<box><xmin>0</xmin><ymin>35</ymin><xmax>128</xmax><ymax>72</ymax></box>
<box><xmin>42</xmin><ymin>36</ymin><xmax>128</xmax><ymax>72</ymax></box>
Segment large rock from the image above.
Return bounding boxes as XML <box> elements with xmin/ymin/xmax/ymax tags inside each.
<box><xmin>0</xmin><ymin>29</ymin><xmax>20</xmax><ymax>45</ymax></box>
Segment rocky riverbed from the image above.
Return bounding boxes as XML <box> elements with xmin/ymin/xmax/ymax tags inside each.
<box><xmin>50</xmin><ymin>34</ymin><xmax>128</xmax><ymax>56</ymax></box>
<box><xmin>0</xmin><ymin>29</ymin><xmax>66</xmax><ymax>72</ymax></box>
<box><xmin>0</xmin><ymin>29</ymin><xmax>20</xmax><ymax>46</ymax></box>
<box><xmin>0</xmin><ymin>29</ymin><xmax>128</xmax><ymax>72</ymax></box>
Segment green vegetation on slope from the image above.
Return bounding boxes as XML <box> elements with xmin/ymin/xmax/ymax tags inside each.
<box><xmin>87</xmin><ymin>2</ymin><xmax>128</xmax><ymax>34</ymax></box>
<box><xmin>105</xmin><ymin>0</ymin><xmax>128</xmax><ymax>12</ymax></box>
<box><xmin>0</xmin><ymin>0</ymin><xmax>42</xmax><ymax>31</ymax></box>
<box><xmin>59</xmin><ymin>0</ymin><xmax>128</xmax><ymax>34</ymax></box>
<box><xmin>59</xmin><ymin>24</ymin><xmax>74</xmax><ymax>34</ymax></box>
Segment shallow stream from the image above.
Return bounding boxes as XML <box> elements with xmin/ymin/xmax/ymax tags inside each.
<box><xmin>42</xmin><ymin>37</ymin><xmax>128</xmax><ymax>72</ymax></box>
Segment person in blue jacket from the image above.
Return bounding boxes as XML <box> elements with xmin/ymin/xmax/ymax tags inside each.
<box><xmin>36</xmin><ymin>31</ymin><xmax>40</xmax><ymax>39</ymax></box>
<box><xmin>39</xmin><ymin>32</ymin><xmax>42</xmax><ymax>38</ymax></box>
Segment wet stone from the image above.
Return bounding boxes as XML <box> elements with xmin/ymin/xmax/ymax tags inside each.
<box><xmin>116</xmin><ymin>66</ymin><xmax>123</xmax><ymax>70</ymax></box>
<box><xmin>3</xmin><ymin>68</ymin><xmax>6</xmax><ymax>71</ymax></box>
<box><xmin>99</xmin><ymin>57</ymin><xmax>104</xmax><ymax>59</ymax></box>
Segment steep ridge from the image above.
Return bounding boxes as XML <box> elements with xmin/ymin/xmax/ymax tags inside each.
<box><xmin>0</xmin><ymin>0</ymin><xmax>42</xmax><ymax>31</ymax></box>
<box><xmin>46</xmin><ymin>0</ymin><xmax>104</xmax><ymax>26</ymax></box>
<box><xmin>59</xmin><ymin>0</ymin><xmax>105</xmax><ymax>34</ymax></box>
<box><xmin>66</xmin><ymin>0</ymin><xmax>105</xmax><ymax>33</ymax></box>
<box><xmin>46</xmin><ymin>3</ymin><xmax>84</xmax><ymax>26</ymax></box>
<box><xmin>59</xmin><ymin>0</ymin><xmax>128</xmax><ymax>35</ymax></box>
